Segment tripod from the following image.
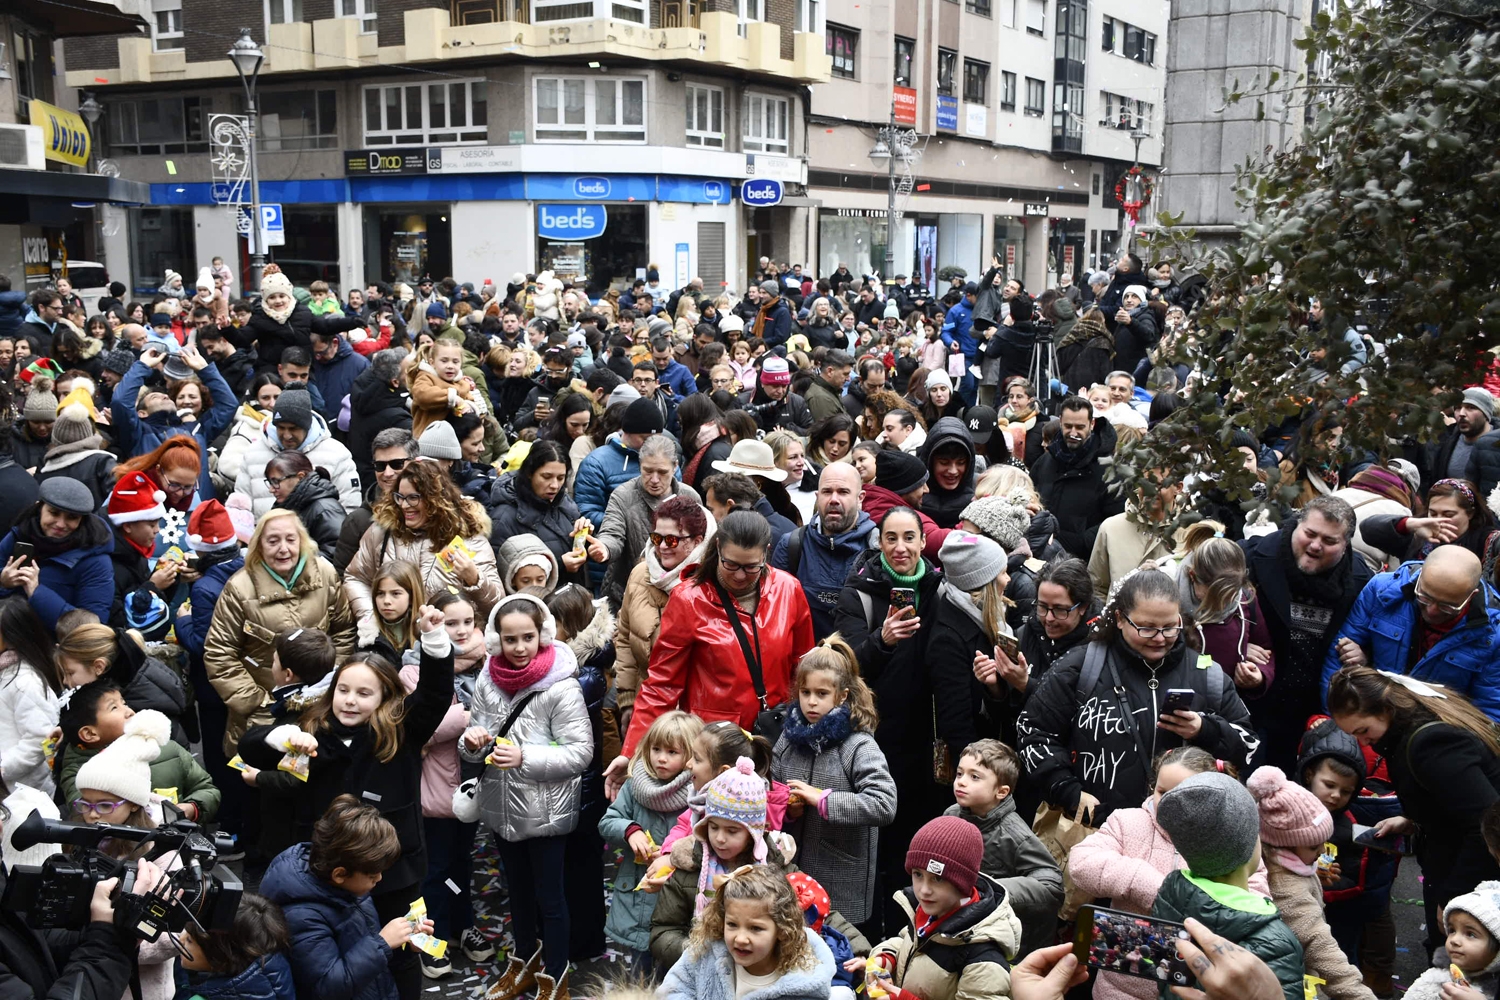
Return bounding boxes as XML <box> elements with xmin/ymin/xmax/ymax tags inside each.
<box><xmin>1027</xmin><ymin>320</ymin><xmax>1059</xmax><ymax>412</ymax></box>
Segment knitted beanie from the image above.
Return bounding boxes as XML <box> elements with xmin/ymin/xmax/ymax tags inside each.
<box><xmin>906</xmin><ymin>815</ymin><xmax>983</xmax><ymax>895</ymax></box>
<box><xmin>108</xmin><ymin>470</ymin><xmax>168</xmax><ymax>525</ymax></box>
<box><xmin>693</xmin><ymin>756</ymin><xmax>768</xmax><ymax>864</ymax></box>
<box><xmin>418</xmin><ymin>421</ymin><xmax>463</xmax><ymax>460</ymax></box>
<box><xmin>75</xmin><ymin>709</ymin><xmax>171</xmax><ymax>808</ymax></box>
<box><xmin>49</xmin><ymin>403</ymin><xmax>95</xmax><ymax>447</ymax></box>
<box><xmin>1464</xmin><ymin>387</ymin><xmax>1497</xmax><ymax>422</ymax></box>
<box><xmin>188</xmin><ymin>499</ymin><xmax>239</xmax><ymax>552</ymax></box>
<box><xmin>102</xmin><ymin>348</ymin><xmax>136</xmax><ymax>376</ymax></box>
<box><xmin>2</xmin><ymin>784</ymin><xmax>61</xmax><ymax>870</ymax></box>
<box><xmin>939</xmin><ymin>532</ymin><xmax>1009</xmax><ymax>591</ymax></box>
<box><xmin>760</xmin><ymin>357</ymin><xmax>791</xmax><ymax>386</ymax></box>
<box><xmin>960</xmin><ymin>495</ymin><xmax>1030</xmax><ymax>553</ymax></box>
<box><xmin>1156</xmin><ymin>772</ymin><xmax>1261</xmax><ymax>878</ymax></box>
<box><xmin>1444</xmin><ymin>881</ymin><xmax>1500</xmax><ymax>976</ymax></box>
<box><xmin>875</xmin><ymin>449</ymin><xmax>928</xmax><ymax>496</ymax></box>
<box><xmin>272</xmin><ymin>388</ymin><xmax>315</xmax><ymax>432</ymax></box>
<box><xmin>57</xmin><ymin>386</ymin><xmax>100</xmax><ymax>421</ymax></box>
<box><xmin>259</xmin><ymin>266</ymin><xmax>294</xmax><ymax>298</ymax></box>
<box><xmin>22</xmin><ymin>390</ymin><xmax>57</xmax><ymax>423</ymax></box>
<box><xmin>1247</xmin><ymin>765</ymin><xmax>1334</xmax><ymax>848</ymax></box>
<box><xmin>926</xmin><ymin>369</ymin><xmax>952</xmax><ymax>391</ymax></box>
<box><xmin>622</xmin><ymin>397</ymin><xmax>665</xmax><ymax>435</ymax></box>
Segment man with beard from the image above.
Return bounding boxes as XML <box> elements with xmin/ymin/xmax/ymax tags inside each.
<box><xmin>1029</xmin><ymin>395</ymin><xmax>1125</xmax><ymax>558</ymax></box>
<box><xmin>1426</xmin><ymin>387</ymin><xmax>1498</xmax><ymax>492</ymax></box>
<box><xmin>1241</xmin><ymin>495</ymin><xmax>1372</xmax><ymax>772</ymax></box>
<box><xmin>770</xmin><ymin>462</ymin><xmax>873</xmax><ymax>638</ymax></box>
<box><xmin>844</xmin><ymin>357</ymin><xmax>887</xmax><ymax>420</ymax></box>
<box><xmin>511</xmin><ymin>347</ymin><xmax>576</xmax><ymax>432</ymax></box>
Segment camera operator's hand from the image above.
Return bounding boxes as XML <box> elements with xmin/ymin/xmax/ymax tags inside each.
<box><xmin>90</xmin><ymin>878</ymin><xmax>122</xmax><ymax>925</ymax></box>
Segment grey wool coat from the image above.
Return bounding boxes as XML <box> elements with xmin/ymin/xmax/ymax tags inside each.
<box><xmin>595</xmin><ymin>477</ymin><xmax>701</xmax><ymax>608</ymax></box>
<box><xmin>772</xmin><ymin>711</ymin><xmax>898</xmax><ymax>925</ymax></box>
<box><xmin>944</xmin><ymin>796</ymin><xmax>1065</xmax><ymax>958</ymax></box>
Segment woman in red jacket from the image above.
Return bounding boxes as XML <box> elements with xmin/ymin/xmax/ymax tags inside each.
<box><xmin>603</xmin><ymin>509</ymin><xmax>814</xmax><ymax>798</ymax></box>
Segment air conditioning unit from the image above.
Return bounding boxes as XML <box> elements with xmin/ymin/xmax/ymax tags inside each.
<box><xmin>0</xmin><ymin>124</ymin><xmax>46</xmax><ymax>171</ymax></box>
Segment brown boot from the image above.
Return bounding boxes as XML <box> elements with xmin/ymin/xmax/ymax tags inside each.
<box><xmin>534</xmin><ymin>967</ymin><xmax>570</xmax><ymax>1000</ymax></box>
<box><xmin>1362</xmin><ymin>972</ymin><xmax>1395</xmax><ymax>999</ymax></box>
<box><xmin>484</xmin><ymin>946</ymin><xmax>542</xmax><ymax>1000</ymax></box>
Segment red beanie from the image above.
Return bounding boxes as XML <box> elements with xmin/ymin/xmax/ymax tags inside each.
<box><xmin>188</xmin><ymin>499</ymin><xmax>238</xmax><ymax>552</ymax></box>
<box><xmin>906</xmin><ymin>816</ymin><xmax>983</xmax><ymax>895</ymax></box>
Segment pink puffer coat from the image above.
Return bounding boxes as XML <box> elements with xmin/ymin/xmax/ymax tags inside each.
<box><xmin>1069</xmin><ymin>799</ymin><xmax>1272</xmax><ymax>1000</ymax></box>
<box><xmin>398</xmin><ymin>630</ymin><xmax>486</xmax><ymax>819</ymax></box>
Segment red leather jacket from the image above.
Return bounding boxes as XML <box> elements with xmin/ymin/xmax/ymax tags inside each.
<box><xmin>622</xmin><ymin>567</ymin><xmax>814</xmax><ymax>756</ymax></box>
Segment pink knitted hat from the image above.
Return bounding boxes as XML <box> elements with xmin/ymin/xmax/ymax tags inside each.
<box><xmin>1247</xmin><ymin>765</ymin><xmax>1334</xmax><ymax>847</ymax></box>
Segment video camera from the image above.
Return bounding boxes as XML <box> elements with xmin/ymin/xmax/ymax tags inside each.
<box><xmin>1</xmin><ymin>803</ymin><xmax>242</xmax><ymax>941</ymax></box>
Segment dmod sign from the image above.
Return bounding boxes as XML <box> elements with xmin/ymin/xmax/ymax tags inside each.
<box><xmin>741</xmin><ymin>178</ymin><xmax>784</xmax><ymax>208</ymax></box>
<box><xmin>538</xmin><ymin>204</ymin><xmax>607</xmax><ymax>240</ymax></box>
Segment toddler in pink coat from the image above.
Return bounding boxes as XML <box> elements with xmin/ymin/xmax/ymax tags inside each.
<box><xmin>1069</xmin><ymin>746</ymin><xmax>1271</xmax><ymax>1000</ymax></box>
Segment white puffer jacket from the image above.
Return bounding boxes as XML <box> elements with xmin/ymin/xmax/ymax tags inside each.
<box><xmin>213</xmin><ymin>404</ymin><xmax>269</xmax><ymax>495</ymax></box>
<box><xmin>232</xmin><ymin>410</ymin><xmax>362</xmax><ymax>516</ymax></box>
<box><xmin>0</xmin><ymin>654</ymin><xmax>61</xmax><ymax>795</ymax></box>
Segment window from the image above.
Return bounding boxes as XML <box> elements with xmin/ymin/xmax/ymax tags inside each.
<box><xmin>364</xmin><ymin>80</ymin><xmax>488</xmax><ymax>145</ymax></box>
<box><xmin>795</xmin><ymin>0</ymin><xmax>821</xmax><ymax>34</ymax></box>
<box><xmin>531</xmin><ymin>0</ymin><xmax>646</xmax><ymax>22</ymax></box>
<box><xmin>1024</xmin><ymin>0</ymin><xmax>1044</xmax><ymax>33</ymax></box>
<box><xmin>963</xmin><ymin>59</ymin><xmax>989</xmax><ymax>104</ymax></box>
<box><xmin>339</xmin><ymin>0</ymin><xmax>376</xmax><ymax>32</ymax></box>
<box><xmin>105</xmin><ymin>96</ymin><xmax>207</xmax><ymax>154</ymax></box>
<box><xmin>1100</xmin><ymin>16</ymin><xmax>1114</xmax><ymax>51</ymax></box>
<box><xmin>1103</xmin><ymin>16</ymin><xmax>1155</xmax><ymax>65</ymax></box>
<box><xmin>965</xmin><ymin>0</ymin><xmax>990</xmax><ymax>17</ymax></box>
<box><xmin>1000</xmin><ymin>70</ymin><xmax>1016</xmax><ymax>111</ymax></box>
<box><xmin>533</xmin><ymin>76</ymin><xmax>644</xmax><ymax>142</ymax></box>
<box><xmin>11</xmin><ymin>28</ymin><xmax>51</xmax><ymax>117</ymax></box>
<box><xmin>998</xmin><ymin>0</ymin><xmax>1014</xmax><ymax>25</ymax></box>
<box><xmin>254</xmin><ymin>89</ymin><xmax>338</xmax><ymax>150</ymax></box>
<box><xmin>826</xmin><ymin>25</ymin><xmax>858</xmax><ymax>79</ymax></box>
<box><xmin>1054</xmin><ymin>0</ymin><xmax>1085</xmax><ymax>61</ymax></box>
<box><xmin>742</xmin><ymin>93</ymin><xmax>789</xmax><ymax>154</ymax></box>
<box><xmin>1024</xmin><ymin>77</ymin><xmax>1045</xmax><ymax>116</ymax></box>
<box><xmin>937</xmin><ymin>48</ymin><xmax>957</xmax><ymax>96</ymax></box>
<box><xmin>1052</xmin><ymin>81</ymin><xmax>1083</xmax><ymax>151</ymax></box>
<box><xmin>266</xmin><ymin>0</ymin><xmax>303</xmax><ymax>23</ymax></box>
<box><xmin>153</xmin><ymin>3</ymin><xmax>183</xmax><ymax>50</ymax></box>
<box><xmin>1134</xmin><ymin>100</ymin><xmax>1153</xmax><ymax>133</ymax></box>
<box><xmin>736</xmin><ymin>0</ymin><xmax>762</xmax><ymax>36</ymax></box>
<box><xmin>1099</xmin><ymin>90</ymin><xmax>1133</xmax><ymax>129</ymax></box>
<box><xmin>893</xmin><ymin>37</ymin><xmax>914</xmax><ymax>87</ymax></box>
<box><xmin>685</xmin><ymin>83</ymin><xmax>725</xmax><ymax>146</ymax></box>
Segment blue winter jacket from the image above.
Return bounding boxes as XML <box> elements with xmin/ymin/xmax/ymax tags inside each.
<box><xmin>574</xmin><ymin>433</ymin><xmax>642</xmax><ymax>529</ymax></box>
<box><xmin>178</xmin><ymin>555</ymin><xmax>245</xmax><ymax>662</ymax></box>
<box><xmin>1322</xmin><ymin>561</ymin><xmax>1500</xmax><ymax>721</ymax></box>
<box><xmin>177</xmin><ymin>951</ymin><xmax>296</xmax><ymax>1000</ymax></box>
<box><xmin>770</xmin><ymin>510</ymin><xmax>874</xmax><ymax>638</ymax></box>
<box><xmin>312</xmin><ymin>337</ymin><xmax>371</xmax><ymax>425</ymax></box>
<box><xmin>0</xmin><ymin>289</ymin><xmax>26</xmax><ymax>338</ymax></box>
<box><xmin>941</xmin><ymin>298</ymin><xmax>976</xmax><ymax>356</ymax></box>
<box><xmin>111</xmin><ymin>359</ymin><xmax>238</xmax><ymax>497</ymax></box>
<box><xmin>0</xmin><ymin>518</ymin><xmax>114</xmax><ymax>631</ymax></box>
<box><xmin>258</xmin><ymin>844</ymin><xmax>398</xmax><ymax>1000</ymax></box>
<box><xmin>654</xmin><ymin>359</ymin><xmax>698</xmax><ymax>399</ymax></box>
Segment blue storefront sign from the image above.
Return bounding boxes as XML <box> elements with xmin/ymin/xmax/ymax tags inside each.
<box><xmin>525</xmin><ymin>174</ymin><xmax>656</xmax><ymax>202</ymax></box>
<box><xmin>537</xmin><ymin>203</ymin><xmax>608</xmax><ymax>240</ymax></box>
<box><xmin>936</xmin><ymin>95</ymin><xmax>958</xmax><ymax>132</ymax></box>
<box><xmin>741</xmin><ymin>178</ymin><xmax>784</xmax><ymax>207</ymax></box>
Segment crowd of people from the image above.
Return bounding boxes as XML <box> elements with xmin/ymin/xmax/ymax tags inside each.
<box><xmin>0</xmin><ymin>251</ymin><xmax>1498</xmax><ymax>1000</ymax></box>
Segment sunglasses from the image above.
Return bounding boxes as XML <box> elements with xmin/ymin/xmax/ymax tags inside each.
<box><xmin>650</xmin><ymin>532</ymin><xmax>695</xmax><ymax>549</ymax></box>
<box><xmin>373</xmin><ymin>458</ymin><xmax>408</xmax><ymax>473</ymax></box>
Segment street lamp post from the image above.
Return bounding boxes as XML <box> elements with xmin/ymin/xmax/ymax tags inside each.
<box><xmin>77</xmin><ymin>93</ymin><xmax>104</xmax><ymax>274</ymax></box>
<box><xmin>869</xmin><ymin>97</ymin><xmax>913</xmax><ymax>285</ymax></box>
<box><xmin>1126</xmin><ymin>126</ymin><xmax>1149</xmax><ymax>253</ymax></box>
<box><xmin>228</xmin><ymin>28</ymin><xmax>266</xmax><ymax>294</ymax></box>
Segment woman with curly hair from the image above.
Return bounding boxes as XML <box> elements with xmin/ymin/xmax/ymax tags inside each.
<box><xmin>858</xmin><ymin>388</ymin><xmax>916</xmax><ymax>444</ymax></box>
<box><xmin>344</xmin><ymin>458</ymin><xmax>503</xmax><ymax>632</ymax></box>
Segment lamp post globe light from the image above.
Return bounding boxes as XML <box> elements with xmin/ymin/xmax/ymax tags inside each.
<box><xmin>228</xmin><ymin>28</ymin><xmax>266</xmax><ymax>293</ymax></box>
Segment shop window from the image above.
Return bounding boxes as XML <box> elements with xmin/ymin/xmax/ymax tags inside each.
<box><xmin>742</xmin><ymin>93</ymin><xmax>789</xmax><ymax>154</ymax></box>
<box><xmin>364</xmin><ymin>207</ymin><xmax>453</xmax><ymax>286</ymax></box>
<box><xmin>130</xmin><ymin>207</ymin><xmax>195</xmax><ymax>295</ymax></box>
<box><xmin>268</xmin><ymin>206</ymin><xmax>341</xmax><ymax>290</ymax></box>
<box><xmin>239</xmin><ymin>89</ymin><xmax>337</xmax><ymax>150</ymax></box>
<box><xmin>999</xmin><ymin>70</ymin><xmax>1015</xmax><ymax>111</ymax></box>
<box><xmin>11</xmin><ymin>28</ymin><xmax>52</xmax><ymax>119</ymax></box>
<box><xmin>105</xmin><ymin>96</ymin><xmax>208</xmax><ymax>155</ymax></box>
<box><xmin>534</xmin><ymin>76</ymin><xmax>645</xmax><ymax>142</ymax></box>
<box><xmin>153</xmin><ymin>3</ymin><xmax>184</xmax><ymax>50</ymax></box>
<box><xmin>893</xmin><ymin>37</ymin><xmax>914</xmax><ymax>87</ymax></box>
<box><xmin>1024</xmin><ymin>77</ymin><xmax>1044</xmax><ymax>117</ymax></box>
<box><xmin>364</xmin><ymin>80</ymin><xmax>488</xmax><ymax>146</ymax></box>
<box><xmin>686</xmin><ymin>83</ymin><xmax>725</xmax><ymax>147</ymax></box>
<box><xmin>339</xmin><ymin>0</ymin><xmax>377</xmax><ymax>33</ymax></box>
<box><xmin>937</xmin><ymin>49</ymin><xmax>956</xmax><ymax>96</ymax></box>
<box><xmin>1024</xmin><ymin>0</ymin><xmax>1044</xmax><ymax>34</ymax></box>
<box><xmin>266</xmin><ymin>0</ymin><xmax>303</xmax><ymax>23</ymax></box>
<box><xmin>963</xmin><ymin>59</ymin><xmax>988</xmax><ymax>104</ymax></box>
<box><xmin>827</xmin><ymin>26</ymin><xmax>857</xmax><ymax>80</ymax></box>
<box><xmin>795</xmin><ymin>0</ymin><xmax>821</xmax><ymax>34</ymax></box>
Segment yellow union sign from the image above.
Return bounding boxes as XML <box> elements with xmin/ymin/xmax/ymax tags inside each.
<box><xmin>28</xmin><ymin>100</ymin><xmax>92</xmax><ymax>167</ymax></box>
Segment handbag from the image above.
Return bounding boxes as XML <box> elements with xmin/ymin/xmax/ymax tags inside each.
<box><xmin>714</xmin><ymin>580</ymin><xmax>787</xmax><ymax>743</ymax></box>
<box><xmin>1032</xmin><ymin>801</ymin><xmax>1098</xmax><ymax>921</ymax></box>
<box><xmin>450</xmin><ymin>690</ymin><xmax>542</xmax><ymax>820</ymax></box>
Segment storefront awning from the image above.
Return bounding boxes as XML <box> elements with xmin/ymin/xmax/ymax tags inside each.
<box><xmin>8</xmin><ymin>0</ymin><xmax>148</xmax><ymax>36</ymax></box>
<box><xmin>0</xmin><ymin>168</ymin><xmax>151</xmax><ymax>205</ymax></box>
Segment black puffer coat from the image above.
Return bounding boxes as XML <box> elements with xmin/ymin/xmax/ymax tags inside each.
<box><xmin>346</xmin><ymin>365</ymin><xmax>412</xmax><ymax>494</ymax></box>
<box><xmin>919</xmin><ymin>416</ymin><xmax>976</xmax><ymax>529</ymax></box>
<box><xmin>248</xmin><ymin>302</ymin><xmax>364</xmax><ymax>372</ymax></box>
<box><xmin>486</xmin><ymin>470</ymin><xmax>582</xmax><ymax>575</ymax></box>
<box><xmin>1030</xmin><ymin>417</ymin><xmax>1125</xmax><ymax>558</ymax></box>
<box><xmin>283</xmin><ymin>473</ymin><xmax>347</xmax><ymax>561</ymax></box>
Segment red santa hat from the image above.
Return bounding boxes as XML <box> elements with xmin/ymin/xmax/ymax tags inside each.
<box><xmin>106</xmin><ymin>471</ymin><xmax>167</xmax><ymax>525</ymax></box>
<box><xmin>188</xmin><ymin>499</ymin><xmax>239</xmax><ymax>552</ymax></box>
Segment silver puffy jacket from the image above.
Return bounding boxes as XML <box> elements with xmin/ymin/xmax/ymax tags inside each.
<box><xmin>458</xmin><ymin>643</ymin><xmax>593</xmax><ymax>840</ymax></box>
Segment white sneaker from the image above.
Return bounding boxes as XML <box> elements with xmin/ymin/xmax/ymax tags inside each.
<box><xmin>419</xmin><ymin>949</ymin><xmax>452</xmax><ymax>979</ymax></box>
<box><xmin>462</xmin><ymin>927</ymin><xmax>496</xmax><ymax>962</ymax></box>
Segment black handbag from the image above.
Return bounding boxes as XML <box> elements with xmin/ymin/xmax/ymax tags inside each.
<box><xmin>714</xmin><ymin>580</ymin><xmax>787</xmax><ymax>743</ymax></box>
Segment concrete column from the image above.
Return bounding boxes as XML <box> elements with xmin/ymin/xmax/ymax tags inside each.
<box><xmin>337</xmin><ymin>202</ymin><xmax>365</xmax><ymax>296</ymax></box>
<box><xmin>101</xmin><ymin>205</ymin><xmax>132</xmax><ymax>294</ymax></box>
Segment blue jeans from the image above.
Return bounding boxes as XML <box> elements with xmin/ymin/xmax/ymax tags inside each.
<box><xmin>494</xmin><ymin>834</ymin><xmax>570</xmax><ymax>977</ymax></box>
<box><xmin>421</xmin><ymin>816</ymin><xmax>478</xmax><ymax>940</ymax></box>
<box><xmin>958</xmin><ymin>353</ymin><xmax>979</xmax><ymax>407</ymax></box>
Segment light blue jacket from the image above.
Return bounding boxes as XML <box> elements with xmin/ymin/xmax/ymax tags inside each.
<box><xmin>659</xmin><ymin>928</ymin><xmax>836</xmax><ymax>1000</ymax></box>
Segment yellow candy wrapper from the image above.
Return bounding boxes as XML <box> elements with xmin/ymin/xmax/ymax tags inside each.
<box><xmin>485</xmin><ymin>737</ymin><xmax>517</xmax><ymax>767</ymax></box>
<box><xmin>437</xmin><ymin>536</ymin><xmax>475</xmax><ymax>575</ymax></box>
<box><xmin>865</xmin><ymin>956</ymin><xmax>892</xmax><ymax>998</ymax></box>
<box><xmin>404</xmin><ymin>898</ymin><xmax>447</xmax><ymax>959</ymax></box>
<box><xmin>153</xmin><ymin>787</ymin><xmax>180</xmax><ymax>804</ymax></box>
<box><xmin>1452</xmin><ymin>963</ymin><xmax>1469</xmax><ymax>985</ymax></box>
<box><xmin>278</xmin><ymin>750</ymin><xmax>312</xmax><ymax>781</ymax></box>
<box><xmin>41</xmin><ymin>735</ymin><xmax>58</xmax><ymax>766</ymax></box>
<box><xmin>227</xmin><ymin>755</ymin><xmax>250</xmax><ymax>772</ymax></box>
<box><xmin>634</xmin><ymin>865</ymin><xmax>675</xmax><ymax>890</ymax></box>
<box><xmin>1315</xmin><ymin>841</ymin><xmax>1338</xmax><ymax>876</ymax></box>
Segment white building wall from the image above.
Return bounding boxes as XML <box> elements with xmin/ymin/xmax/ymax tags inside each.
<box><xmin>648</xmin><ymin>201</ymin><xmax>739</xmax><ymax>290</ymax></box>
<box><xmin>450</xmin><ymin>201</ymin><xmax>535</xmax><ymax>286</ymax></box>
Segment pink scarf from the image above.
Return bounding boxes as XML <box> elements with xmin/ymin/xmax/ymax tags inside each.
<box><xmin>486</xmin><ymin>643</ymin><xmax>555</xmax><ymax>695</ymax></box>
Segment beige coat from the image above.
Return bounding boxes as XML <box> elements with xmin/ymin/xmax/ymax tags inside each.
<box><xmin>613</xmin><ymin>559</ymin><xmax>673</xmax><ymax>719</ymax></box>
<box><xmin>203</xmin><ymin>556</ymin><xmax>357</xmax><ymax>754</ymax></box>
<box><xmin>871</xmin><ymin>876</ymin><xmax>1022</xmax><ymax>1000</ymax></box>
<box><xmin>1087</xmin><ymin>508</ymin><xmax>1175</xmax><ymax>597</ymax></box>
<box><xmin>343</xmin><ymin>515</ymin><xmax>504</xmax><ymax>629</ymax></box>
<box><xmin>1264</xmin><ymin>854</ymin><xmax>1376</xmax><ymax>1000</ymax></box>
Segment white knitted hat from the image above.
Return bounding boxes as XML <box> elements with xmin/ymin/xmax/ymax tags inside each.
<box><xmin>75</xmin><ymin>709</ymin><xmax>170</xmax><ymax>808</ymax></box>
<box><xmin>2</xmin><ymin>784</ymin><xmax>61</xmax><ymax>870</ymax></box>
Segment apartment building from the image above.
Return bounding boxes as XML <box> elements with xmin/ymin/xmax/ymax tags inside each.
<box><xmin>62</xmin><ymin>0</ymin><xmax>831</xmax><ymax>294</ymax></box>
<box><xmin>807</xmin><ymin>0</ymin><xmax>1166</xmax><ymax>291</ymax></box>
<box><xmin>0</xmin><ymin>0</ymin><xmax>150</xmax><ymax>289</ymax></box>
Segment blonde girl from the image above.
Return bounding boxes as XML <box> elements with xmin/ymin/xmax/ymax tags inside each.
<box><xmin>598</xmin><ymin>710</ymin><xmax>704</xmax><ymax>970</ymax></box>
<box><xmin>771</xmin><ymin>636</ymin><xmax>895</xmax><ymax>925</ymax></box>
<box><xmin>369</xmin><ymin>560</ymin><xmax>424</xmax><ymax>652</ymax></box>
<box><xmin>661</xmin><ymin>865</ymin><xmax>835</xmax><ymax>1000</ymax></box>
<box><xmin>1175</xmin><ymin>521</ymin><xmax>1275</xmax><ymax>698</ymax></box>
<box><xmin>408</xmin><ymin>338</ymin><xmax>480</xmax><ymax>439</ymax></box>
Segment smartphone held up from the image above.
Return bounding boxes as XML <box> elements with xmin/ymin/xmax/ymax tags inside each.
<box><xmin>1074</xmin><ymin>905</ymin><xmax>1195</xmax><ymax>989</ymax></box>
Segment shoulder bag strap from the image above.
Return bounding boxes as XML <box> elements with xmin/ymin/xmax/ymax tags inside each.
<box><xmin>1404</xmin><ymin>720</ymin><xmax>1448</xmax><ymax>774</ymax></box>
<box><xmin>496</xmin><ymin>691</ymin><xmax>543</xmax><ymax>739</ymax></box>
<box><xmin>713</xmin><ymin>580</ymin><xmax>770</xmax><ymax>710</ymax></box>
<box><xmin>1078</xmin><ymin>642</ymin><xmax>1108</xmax><ymax>697</ymax></box>
<box><xmin>787</xmin><ymin>526</ymin><xmax>805</xmax><ymax>577</ymax></box>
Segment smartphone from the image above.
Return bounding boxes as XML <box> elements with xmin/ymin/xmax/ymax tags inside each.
<box><xmin>538</xmin><ymin>395</ymin><xmax>552</xmax><ymax>408</ymax></box>
<box><xmin>889</xmin><ymin>587</ymin><xmax>917</xmax><ymax>612</ymax></box>
<box><xmin>182</xmin><ymin>551</ymin><xmax>200</xmax><ymax>567</ymax></box>
<box><xmin>995</xmin><ymin>632</ymin><xmax>1020</xmax><ymax>662</ymax></box>
<box><xmin>1353</xmin><ymin>824</ymin><xmax>1412</xmax><ymax>856</ymax></box>
<box><xmin>12</xmin><ymin>542</ymin><xmax>34</xmax><ymax>564</ymax></box>
<box><xmin>1073</xmin><ymin>905</ymin><xmax>1195</xmax><ymax>988</ymax></box>
<box><xmin>1162</xmin><ymin>689</ymin><xmax>1197</xmax><ymax>714</ymax></box>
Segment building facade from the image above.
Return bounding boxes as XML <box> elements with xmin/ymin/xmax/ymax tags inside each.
<box><xmin>806</xmin><ymin>0</ymin><xmax>1165</xmax><ymax>292</ymax></box>
<box><xmin>63</xmin><ymin>0</ymin><xmax>830</xmax><ymax>294</ymax></box>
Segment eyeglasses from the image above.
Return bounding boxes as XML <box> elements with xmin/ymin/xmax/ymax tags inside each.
<box><xmin>393</xmin><ymin>491</ymin><xmax>423</xmax><ymax>507</ymax></box>
<box><xmin>1122</xmin><ymin>613</ymin><xmax>1182</xmax><ymax>640</ymax></box>
<box><xmin>372</xmin><ymin>458</ymin><xmax>408</xmax><ymax>474</ymax></box>
<box><xmin>1414</xmin><ymin>579</ymin><xmax>1476</xmax><ymax>617</ymax></box>
<box><xmin>651</xmin><ymin>532</ymin><xmax>695</xmax><ymax>549</ymax></box>
<box><xmin>162</xmin><ymin>480</ymin><xmax>196</xmax><ymax>495</ymax></box>
<box><xmin>264</xmin><ymin>474</ymin><xmax>297</xmax><ymax>490</ymax></box>
<box><xmin>719</xmin><ymin>557</ymin><xmax>765</xmax><ymax>577</ymax></box>
<box><xmin>1036</xmin><ymin>600</ymin><xmax>1084</xmax><ymax>620</ymax></box>
<box><xmin>73</xmin><ymin>797</ymin><xmax>129</xmax><ymax>816</ymax></box>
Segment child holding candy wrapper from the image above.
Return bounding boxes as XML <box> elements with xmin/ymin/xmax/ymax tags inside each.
<box><xmin>1405</xmin><ymin>881</ymin><xmax>1500</xmax><ymax>1000</ymax></box>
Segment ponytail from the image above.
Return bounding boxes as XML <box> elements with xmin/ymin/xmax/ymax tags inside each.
<box><xmin>796</xmin><ymin>634</ymin><xmax>880</xmax><ymax>733</ymax></box>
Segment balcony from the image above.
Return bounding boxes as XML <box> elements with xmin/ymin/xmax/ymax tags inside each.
<box><xmin>64</xmin><ymin>7</ymin><xmax>831</xmax><ymax>89</ymax></box>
